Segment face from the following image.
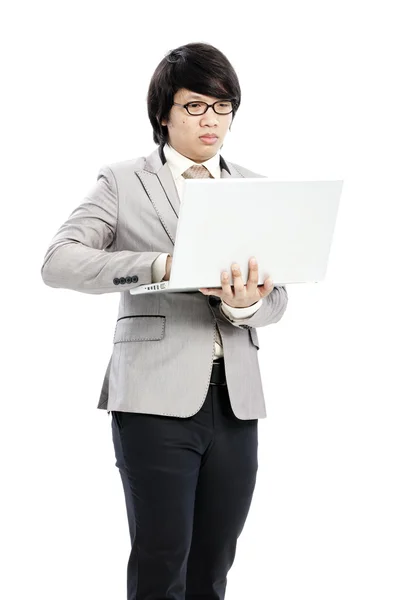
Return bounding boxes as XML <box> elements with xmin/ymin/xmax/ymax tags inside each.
<box><xmin>161</xmin><ymin>88</ymin><xmax>233</xmax><ymax>163</ymax></box>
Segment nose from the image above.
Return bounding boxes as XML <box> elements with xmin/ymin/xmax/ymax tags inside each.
<box><xmin>200</xmin><ymin>106</ymin><xmax>219</xmax><ymax>126</ymax></box>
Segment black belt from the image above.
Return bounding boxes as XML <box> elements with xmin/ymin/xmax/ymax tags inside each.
<box><xmin>210</xmin><ymin>358</ymin><xmax>227</xmax><ymax>386</ymax></box>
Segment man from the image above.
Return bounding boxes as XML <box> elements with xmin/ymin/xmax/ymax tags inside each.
<box><xmin>41</xmin><ymin>42</ymin><xmax>288</xmax><ymax>600</ymax></box>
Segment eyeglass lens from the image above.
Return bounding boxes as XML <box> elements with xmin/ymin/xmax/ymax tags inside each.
<box><xmin>187</xmin><ymin>101</ymin><xmax>233</xmax><ymax>115</ymax></box>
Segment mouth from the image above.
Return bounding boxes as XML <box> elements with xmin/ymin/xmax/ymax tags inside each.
<box><xmin>199</xmin><ymin>134</ymin><xmax>219</xmax><ymax>144</ymax></box>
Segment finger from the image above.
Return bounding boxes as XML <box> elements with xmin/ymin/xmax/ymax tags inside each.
<box><xmin>260</xmin><ymin>277</ymin><xmax>274</xmax><ymax>297</ymax></box>
<box><xmin>220</xmin><ymin>270</ymin><xmax>233</xmax><ymax>298</ymax></box>
<box><xmin>246</xmin><ymin>256</ymin><xmax>259</xmax><ymax>293</ymax></box>
<box><xmin>231</xmin><ymin>262</ymin><xmax>245</xmax><ymax>295</ymax></box>
<box><xmin>199</xmin><ymin>288</ymin><xmax>221</xmax><ymax>296</ymax></box>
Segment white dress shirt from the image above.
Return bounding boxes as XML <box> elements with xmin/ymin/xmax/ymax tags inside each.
<box><xmin>151</xmin><ymin>142</ymin><xmax>262</xmax><ymax>359</ymax></box>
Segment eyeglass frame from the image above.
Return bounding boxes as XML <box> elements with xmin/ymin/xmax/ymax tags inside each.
<box><xmin>172</xmin><ymin>99</ymin><xmax>237</xmax><ymax>116</ymax></box>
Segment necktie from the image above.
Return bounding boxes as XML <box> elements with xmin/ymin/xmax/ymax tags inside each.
<box><xmin>181</xmin><ymin>163</ymin><xmax>223</xmax><ymax>356</ymax></box>
<box><xmin>182</xmin><ymin>164</ymin><xmax>214</xmax><ymax>179</ymax></box>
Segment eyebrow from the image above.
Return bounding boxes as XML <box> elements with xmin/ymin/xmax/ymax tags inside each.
<box><xmin>186</xmin><ymin>94</ymin><xmax>208</xmax><ymax>101</ymax></box>
<box><xmin>185</xmin><ymin>93</ymin><xmax>229</xmax><ymax>102</ymax></box>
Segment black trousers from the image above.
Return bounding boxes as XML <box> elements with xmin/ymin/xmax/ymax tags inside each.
<box><xmin>111</xmin><ymin>359</ymin><xmax>258</xmax><ymax>600</ymax></box>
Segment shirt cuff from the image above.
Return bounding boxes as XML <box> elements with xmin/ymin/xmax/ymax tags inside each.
<box><xmin>220</xmin><ymin>298</ymin><xmax>263</xmax><ymax>321</ymax></box>
<box><xmin>152</xmin><ymin>253</ymin><xmax>170</xmax><ymax>282</ymax></box>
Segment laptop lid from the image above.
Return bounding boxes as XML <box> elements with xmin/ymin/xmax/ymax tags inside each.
<box><xmin>167</xmin><ymin>178</ymin><xmax>343</xmax><ymax>289</ymax></box>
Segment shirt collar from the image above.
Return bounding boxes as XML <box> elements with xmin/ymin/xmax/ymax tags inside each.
<box><xmin>163</xmin><ymin>143</ymin><xmax>221</xmax><ymax>179</ymax></box>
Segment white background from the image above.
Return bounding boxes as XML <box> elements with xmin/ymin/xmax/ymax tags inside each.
<box><xmin>2</xmin><ymin>1</ymin><xmax>399</xmax><ymax>598</ymax></box>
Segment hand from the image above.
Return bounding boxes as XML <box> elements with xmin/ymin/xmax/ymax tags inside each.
<box><xmin>162</xmin><ymin>255</ymin><xmax>172</xmax><ymax>281</ymax></box>
<box><xmin>198</xmin><ymin>257</ymin><xmax>274</xmax><ymax>308</ymax></box>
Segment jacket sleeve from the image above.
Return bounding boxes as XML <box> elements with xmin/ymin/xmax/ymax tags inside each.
<box><xmin>41</xmin><ymin>165</ymin><xmax>163</xmax><ymax>294</ymax></box>
<box><xmin>218</xmin><ymin>285</ymin><xmax>288</xmax><ymax>329</ymax></box>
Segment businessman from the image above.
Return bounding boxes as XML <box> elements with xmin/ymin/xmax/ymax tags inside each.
<box><xmin>41</xmin><ymin>42</ymin><xmax>288</xmax><ymax>600</ymax></box>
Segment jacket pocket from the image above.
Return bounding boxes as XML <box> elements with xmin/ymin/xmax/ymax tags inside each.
<box><xmin>113</xmin><ymin>315</ymin><xmax>166</xmax><ymax>343</ymax></box>
<box><xmin>249</xmin><ymin>327</ymin><xmax>259</xmax><ymax>350</ymax></box>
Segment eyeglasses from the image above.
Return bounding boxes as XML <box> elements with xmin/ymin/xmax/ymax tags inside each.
<box><xmin>173</xmin><ymin>100</ymin><xmax>235</xmax><ymax>116</ymax></box>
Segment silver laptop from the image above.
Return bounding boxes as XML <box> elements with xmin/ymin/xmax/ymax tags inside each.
<box><xmin>130</xmin><ymin>178</ymin><xmax>344</xmax><ymax>295</ymax></box>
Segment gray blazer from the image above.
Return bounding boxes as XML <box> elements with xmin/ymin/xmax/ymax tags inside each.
<box><xmin>41</xmin><ymin>145</ymin><xmax>288</xmax><ymax>419</ymax></box>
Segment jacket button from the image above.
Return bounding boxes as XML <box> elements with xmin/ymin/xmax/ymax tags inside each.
<box><xmin>120</xmin><ymin>277</ymin><xmax>126</xmax><ymax>284</ymax></box>
<box><xmin>132</xmin><ymin>276</ymin><xmax>138</xmax><ymax>283</ymax></box>
<box><xmin>126</xmin><ymin>276</ymin><xmax>132</xmax><ymax>284</ymax></box>
<box><xmin>113</xmin><ymin>278</ymin><xmax>120</xmax><ymax>285</ymax></box>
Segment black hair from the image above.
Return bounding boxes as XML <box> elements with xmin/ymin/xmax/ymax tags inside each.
<box><xmin>147</xmin><ymin>42</ymin><xmax>241</xmax><ymax>146</ymax></box>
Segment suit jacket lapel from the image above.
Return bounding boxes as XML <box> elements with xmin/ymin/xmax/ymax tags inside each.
<box><xmin>135</xmin><ymin>144</ymin><xmax>236</xmax><ymax>246</ymax></box>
